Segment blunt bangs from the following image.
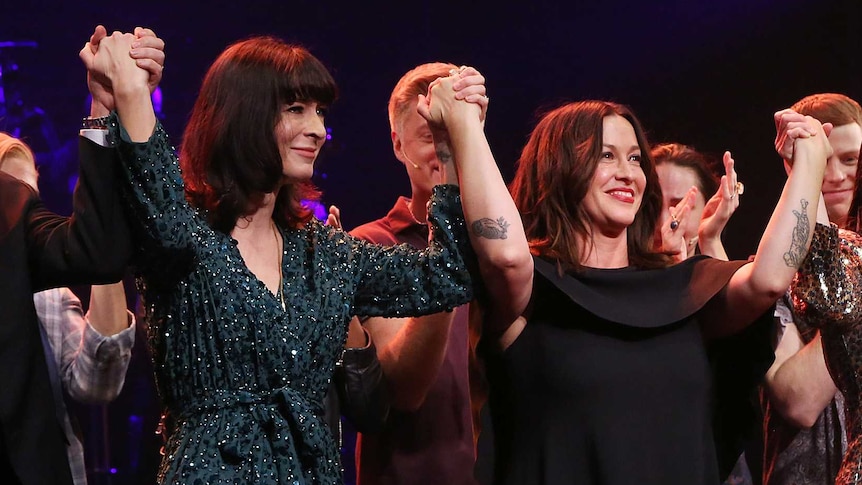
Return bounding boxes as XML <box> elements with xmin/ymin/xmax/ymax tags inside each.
<box><xmin>278</xmin><ymin>48</ymin><xmax>338</xmax><ymax>106</ymax></box>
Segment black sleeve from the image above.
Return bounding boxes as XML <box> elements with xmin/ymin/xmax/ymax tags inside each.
<box><xmin>27</xmin><ymin>136</ymin><xmax>131</xmax><ymax>290</ymax></box>
<box><xmin>708</xmin><ymin>305</ymin><xmax>775</xmax><ymax>482</ymax></box>
<box><xmin>334</xmin><ymin>331</ymin><xmax>390</xmax><ymax>434</ymax></box>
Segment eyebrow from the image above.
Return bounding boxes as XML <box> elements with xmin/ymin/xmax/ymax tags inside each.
<box><xmin>602</xmin><ymin>144</ymin><xmax>641</xmax><ymax>151</ymax></box>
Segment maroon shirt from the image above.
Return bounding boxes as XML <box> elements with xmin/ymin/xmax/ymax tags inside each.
<box><xmin>351</xmin><ymin>196</ymin><xmax>477</xmax><ymax>485</ymax></box>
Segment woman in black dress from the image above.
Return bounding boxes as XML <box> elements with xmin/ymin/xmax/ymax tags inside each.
<box><xmin>421</xmin><ymin>93</ymin><xmax>832</xmax><ymax>485</ymax></box>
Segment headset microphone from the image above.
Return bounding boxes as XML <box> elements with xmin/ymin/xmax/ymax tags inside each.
<box><xmin>402</xmin><ymin>150</ymin><xmax>420</xmax><ymax>169</ymax></box>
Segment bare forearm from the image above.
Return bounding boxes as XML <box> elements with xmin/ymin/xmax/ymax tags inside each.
<box><xmin>114</xmin><ymin>84</ymin><xmax>156</xmax><ymax>142</ymax></box>
<box><xmin>446</xmin><ymin>116</ymin><xmax>532</xmax><ymax>324</ymax></box>
<box><xmin>371</xmin><ymin>311</ymin><xmax>455</xmax><ymax>411</ymax></box>
<box><xmin>90</xmin><ymin>98</ymin><xmax>110</xmax><ymax>118</ymax></box>
<box><xmin>87</xmin><ymin>282</ymin><xmax>129</xmax><ymax>336</ymax></box>
<box><xmin>697</xmin><ymin>236</ymin><xmax>728</xmax><ymax>261</ymax></box>
<box><xmin>766</xmin><ymin>333</ymin><xmax>837</xmax><ymax>427</ymax></box>
<box><xmin>816</xmin><ymin>194</ymin><xmax>830</xmax><ymax>225</ymax></box>
<box><xmin>747</xmin><ymin>145</ymin><xmax>825</xmax><ymax>301</ymax></box>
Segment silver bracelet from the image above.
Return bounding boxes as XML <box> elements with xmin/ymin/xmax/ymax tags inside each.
<box><xmin>81</xmin><ymin>115</ymin><xmax>111</xmax><ymax>130</ymax></box>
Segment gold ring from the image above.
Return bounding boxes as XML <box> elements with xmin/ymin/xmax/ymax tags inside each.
<box><xmin>669</xmin><ymin>213</ymin><xmax>680</xmax><ymax>231</ymax></box>
<box><xmin>735</xmin><ymin>181</ymin><xmax>745</xmax><ymax>195</ymax></box>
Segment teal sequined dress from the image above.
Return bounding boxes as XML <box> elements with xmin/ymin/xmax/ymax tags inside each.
<box><xmin>110</xmin><ymin>116</ymin><xmax>473</xmax><ymax>484</ymax></box>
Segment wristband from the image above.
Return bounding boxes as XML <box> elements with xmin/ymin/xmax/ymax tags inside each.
<box><xmin>81</xmin><ymin>116</ymin><xmax>111</xmax><ymax>130</ymax></box>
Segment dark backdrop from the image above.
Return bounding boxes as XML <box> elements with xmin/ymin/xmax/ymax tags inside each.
<box><xmin>1</xmin><ymin>0</ymin><xmax>859</xmax><ymax>482</ymax></box>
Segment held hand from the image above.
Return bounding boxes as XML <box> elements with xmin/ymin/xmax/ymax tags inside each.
<box><xmin>774</xmin><ymin>109</ymin><xmax>810</xmax><ymax>160</ymax></box>
<box><xmin>774</xmin><ymin>109</ymin><xmax>833</xmax><ymax>165</ymax></box>
<box><xmin>416</xmin><ymin>74</ymin><xmax>482</xmax><ymax>130</ymax></box>
<box><xmin>793</xmin><ymin>116</ymin><xmax>834</xmax><ymax>167</ymax></box>
<box><xmin>657</xmin><ymin>187</ymin><xmax>697</xmax><ymax>261</ymax></box>
<box><xmin>83</xmin><ymin>25</ymin><xmax>112</xmax><ymax>114</ymax></box>
<box><xmin>131</xmin><ymin>27</ymin><xmax>166</xmax><ymax>95</ymax></box>
<box><xmin>699</xmin><ymin>151</ymin><xmax>741</xmax><ymax>244</ymax></box>
<box><xmin>81</xmin><ymin>26</ymin><xmax>161</xmax><ymax>114</ymax></box>
<box><xmin>451</xmin><ymin>66</ymin><xmax>489</xmax><ymax>125</ymax></box>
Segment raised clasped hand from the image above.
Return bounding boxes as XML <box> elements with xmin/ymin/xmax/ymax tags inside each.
<box><xmin>451</xmin><ymin>66</ymin><xmax>489</xmax><ymax>125</ymax></box>
<box><xmin>774</xmin><ymin>109</ymin><xmax>834</xmax><ymax>168</ymax></box>
<box><xmin>80</xmin><ymin>25</ymin><xmax>162</xmax><ymax>113</ymax></box>
<box><xmin>791</xmin><ymin>115</ymin><xmax>834</xmax><ymax>167</ymax></box>
<box><xmin>416</xmin><ymin>66</ymin><xmax>485</xmax><ymax>130</ymax></box>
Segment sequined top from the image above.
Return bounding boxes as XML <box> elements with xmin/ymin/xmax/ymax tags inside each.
<box><xmin>110</xmin><ymin>117</ymin><xmax>473</xmax><ymax>485</ymax></box>
<box><xmin>761</xmin><ymin>295</ymin><xmax>845</xmax><ymax>485</ymax></box>
<box><xmin>791</xmin><ymin>223</ymin><xmax>862</xmax><ymax>485</ymax></box>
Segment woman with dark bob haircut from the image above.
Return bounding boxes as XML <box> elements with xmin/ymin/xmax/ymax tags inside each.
<box><xmin>80</xmin><ymin>28</ymin><xmax>478</xmax><ymax>484</ymax></box>
<box><xmin>180</xmin><ymin>37</ymin><xmax>336</xmax><ymax>233</ymax></box>
<box><xmin>462</xmin><ymin>99</ymin><xmax>833</xmax><ymax>484</ymax></box>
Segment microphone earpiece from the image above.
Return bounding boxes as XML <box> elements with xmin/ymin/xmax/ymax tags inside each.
<box><xmin>402</xmin><ymin>150</ymin><xmax>420</xmax><ymax>169</ymax></box>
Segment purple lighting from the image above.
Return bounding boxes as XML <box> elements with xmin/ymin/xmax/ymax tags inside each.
<box><xmin>303</xmin><ymin>199</ymin><xmax>328</xmax><ymax>221</ymax></box>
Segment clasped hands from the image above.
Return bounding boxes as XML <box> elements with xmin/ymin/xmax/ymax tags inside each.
<box><xmin>774</xmin><ymin>108</ymin><xmax>834</xmax><ymax>170</ymax></box>
<box><xmin>79</xmin><ymin>25</ymin><xmax>165</xmax><ymax>115</ymax></box>
<box><xmin>417</xmin><ymin>66</ymin><xmax>488</xmax><ymax>130</ymax></box>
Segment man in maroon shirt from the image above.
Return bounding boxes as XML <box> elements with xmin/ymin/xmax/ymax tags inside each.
<box><xmin>349</xmin><ymin>62</ymin><xmax>487</xmax><ymax>485</ymax></box>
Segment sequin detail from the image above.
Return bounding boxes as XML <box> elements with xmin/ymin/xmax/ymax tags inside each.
<box><xmin>791</xmin><ymin>223</ymin><xmax>862</xmax><ymax>485</ymax></box>
<box><xmin>110</xmin><ymin>116</ymin><xmax>472</xmax><ymax>484</ymax></box>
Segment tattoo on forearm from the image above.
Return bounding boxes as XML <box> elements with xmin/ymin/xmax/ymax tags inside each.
<box><xmin>435</xmin><ymin>146</ymin><xmax>453</xmax><ymax>164</ymax></box>
<box><xmin>783</xmin><ymin>199</ymin><xmax>810</xmax><ymax>267</ymax></box>
<box><xmin>471</xmin><ymin>217</ymin><xmax>510</xmax><ymax>240</ymax></box>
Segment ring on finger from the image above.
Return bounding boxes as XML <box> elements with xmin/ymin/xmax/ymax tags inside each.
<box><xmin>670</xmin><ymin>213</ymin><xmax>680</xmax><ymax>231</ymax></box>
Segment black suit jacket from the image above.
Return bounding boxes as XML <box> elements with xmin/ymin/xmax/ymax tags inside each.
<box><xmin>0</xmin><ymin>136</ymin><xmax>130</xmax><ymax>484</ymax></box>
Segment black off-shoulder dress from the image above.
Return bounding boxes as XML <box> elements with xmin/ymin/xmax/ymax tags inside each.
<box><xmin>484</xmin><ymin>255</ymin><xmax>774</xmax><ymax>485</ymax></box>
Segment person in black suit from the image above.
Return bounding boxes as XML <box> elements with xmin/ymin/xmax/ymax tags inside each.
<box><xmin>0</xmin><ymin>27</ymin><xmax>164</xmax><ymax>485</ymax></box>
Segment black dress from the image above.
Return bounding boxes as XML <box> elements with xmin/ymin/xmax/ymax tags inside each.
<box><xmin>485</xmin><ymin>255</ymin><xmax>761</xmax><ymax>485</ymax></box>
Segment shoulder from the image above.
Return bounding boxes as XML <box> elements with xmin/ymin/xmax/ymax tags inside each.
<box><xmin>0</xmin><ymin>173</ymin><xmax>41</xmax><ymax>228</ymax></box>
<box><xmin>0</xmin><ymin>171</ymin><xmax>36</xmax><ymax>203</ymax></box>
<box><xmin>839</xmin><ymin>228</ymin><xmax>862</xmax><ymax>248</ymax></box>
<box><xmin>532</xmin><ymin>255</ymin><xmax>746</xmax><ymax>328</ymax></box>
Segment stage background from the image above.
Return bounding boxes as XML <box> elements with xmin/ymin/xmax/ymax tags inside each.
<box><xmin>2</xmin><ymin>0</ymin><xmax>859</xmax><ymax>482</ymax></box>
